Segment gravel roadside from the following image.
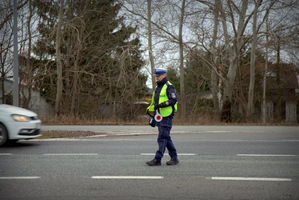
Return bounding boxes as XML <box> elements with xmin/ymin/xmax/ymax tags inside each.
<box><xmin>40</xmin><ymin>130</ymin><xmax>102</xmax><ymax>139</ymax></box>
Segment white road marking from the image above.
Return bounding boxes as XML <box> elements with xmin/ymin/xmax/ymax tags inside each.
<box><xmin>43</xmin><ymin>153</ymin><xmax>98</xmax><ymax>156</ymax></box>
<box><xmin>33</xmin><ymin>138</ymin><xmax>91</xmax><ymax>141</ymax></box>
<box><xmin>0</xmin><ymin>176</ymin><xmax>40</xmax><ymax>180</ymax></box>
<box><xmin>237</xmin><ymin>154</ymin><xmax>297</xmax><ymax>157</ymax></box>
<box><xmin>282</xmin><ymin>139</ymin><xmax>299</xmax><ymax>142</ymax></box>
<box><xmin>141</xmin><ymin>153</ymin><xmax>196</xmax><ymax>156</ymax></box>
<box><xmin>91</xmin><ymin>176</ymin><xmax>163</xmax><ymax>180</ymax></box>
<box><xmin>209</xmin><ymin>177</ymin><xmax>292</xmax><ymax>182</ymax></box>
<box><xmin>116</xmin><ymin>132</ymin><xmax>156</xmax><ymax>136</ymax></box>
<box><xmin>205</xmin><ymin>131</ymin><xmax>231</xmax><ymax>133</ymax></box>
<box><xmin>86</xmin><ymin>135</ymin><xmax>107</xmax><ymax>138</ymax></box>
<box><xmin>0</xmin><ymin>153</ymin><xmax>12</xmax><ymax>156</ymax></box>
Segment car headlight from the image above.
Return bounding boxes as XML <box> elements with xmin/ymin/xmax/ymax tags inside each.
<box><xmin>11</xmin><ymin>115</ymin><xmax>31</xmax><ymax>122</ymax></box>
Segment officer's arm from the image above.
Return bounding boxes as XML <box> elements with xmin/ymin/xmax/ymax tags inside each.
<box><xmin>159</xmin><ymin>85</ymin><xmax>177</xmax><ymax>108</ymax></box>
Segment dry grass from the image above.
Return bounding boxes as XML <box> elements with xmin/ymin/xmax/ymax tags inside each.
<box><xmin>40</xmin><ymin>114</ymin><xmax>149</xmax><ymax>125</ymax></box>
<box><xmin>40</xmin><ymin>130</ymin><xmax>99</xmax><ymax>139</ymax></box>
<box><xmin>40</xmin><ymin>113</ymin><xmax>298</xmax><ymax>126</ymax></box>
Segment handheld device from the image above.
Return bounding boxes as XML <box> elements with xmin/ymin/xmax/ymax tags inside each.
<box><xmin>145</xmin><ymin>109</ymin><xmax>158</xmax><ymax>127</ymax></box>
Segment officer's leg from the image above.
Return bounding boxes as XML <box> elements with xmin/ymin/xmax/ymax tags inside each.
<box><xmin>165</xmin><ymin>118</ymin><xmax>177</xmax><ymax>159</ymax></box>
<box><xmin>154</xmin><ymin>118</ymin><xmax>171</xmax><ymax>161</ymax></box>
<box><xmin>155</xmin><ymin>136</ymin><xmax>167</xmax><ymax>161</ymax></box>
<box><xmin>166</xmin><ymin>137</ymin><xmax>177</xmax><ymax>159</ymax></box>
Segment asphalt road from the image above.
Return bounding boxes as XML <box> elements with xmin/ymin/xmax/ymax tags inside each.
<box><xmin>0</xmin><ymin>125</ymin><xmax>298</xmax><ymax>200</ymax></box>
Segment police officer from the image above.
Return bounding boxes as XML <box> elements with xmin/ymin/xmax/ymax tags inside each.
<box><xmin>146</xmin><ymin>68</ymin><xmax>179</xmax><ymax>166</ymax></box>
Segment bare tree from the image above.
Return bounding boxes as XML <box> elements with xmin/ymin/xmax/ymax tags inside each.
<box><xmin>0</xmin><ymin>19</ymin><xmax>13</xmax><ymax>104</ymax></box>
<box><xmin>0</xmin><ymin>0</ymin><xmax>28</xmax><ymax>30</ymax></box>
<box><xmin>24</xmin><ymin>0</ymin><xmax>33</xmax><ymax>108</ymax></box>
<box><xmin>247</xmin><ymin>0</ymin><xmax>262</xmax><ymax>118</ymax></box>
<box><xmin>222</xmin><ymin>0</ymin><xmax>250</xmax><ymax>103</ymax></box>
<box><xmin>247</xmin><ymin>0</ymin><xmax>277</xmax><ymax>118</ymax></box>
<box><xmin>210</xmin><ymin>0</ymin><xmax>220</xmax><ymax>111</ymax></box>
<box><xmin>178</xmin><ymin>0</ymin><xmax>186</xmax><ymax>117</ymax></box>
<box><xmin>147</xmin><ymin>0</ymin><xmax>155</xmax><ymax>88</ymax></box>
<box><xmin>121</xmin><ymin>0</ymin><xmax>299</xmax><ymax>122</ymax></box>
<box><xmin>55</xmin><ymin>0</ymin><xmax>64</xmax><ymax>117</ymax></box>
<box><xmin>122</xmin><ymin>0</ymin><xmax>191</xmax><ymax>115</ymax></box>
<box><xmin>262</xmin><ymin>16</ymin><xmax>269</xmax><ymax>124</ymax></box>
<box><xmin>0</xmin><ymin>0</ymin><xmax>28</xmax><ymax>104</ymax></box>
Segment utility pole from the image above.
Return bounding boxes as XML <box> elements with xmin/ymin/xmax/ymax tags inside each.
<box><xmin>13</xmin><ymin>0</ymin><xmax>19</xmax><ymax>106</ymax></box>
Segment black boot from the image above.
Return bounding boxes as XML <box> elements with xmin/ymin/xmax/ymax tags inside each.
<box><xmin>146</xmin><ymin>159</ymin><xmax>161</xmax><ymax>166</ymax></box>
<box><xmin>166</xmin><ymin>158</ymin><xmax>179</xmax><ymax>165</ymax></box>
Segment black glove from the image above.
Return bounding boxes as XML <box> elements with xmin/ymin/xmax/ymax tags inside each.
<box><xmin>154</xmin><ymin>104</ymin><xmax>162</xmax><ymax>110</ymax></box>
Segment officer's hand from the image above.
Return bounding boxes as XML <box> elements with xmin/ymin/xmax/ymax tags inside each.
<box><xmin>154</xmin><ymin>104</ymin><xmax>161</xmax><ymax>110</ymax></box>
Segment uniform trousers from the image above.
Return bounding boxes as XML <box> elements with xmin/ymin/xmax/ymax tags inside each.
<box><xmin>154</xmin><ymin>117</ymin><xmax>177</xmax><ymax>161</ymax></box>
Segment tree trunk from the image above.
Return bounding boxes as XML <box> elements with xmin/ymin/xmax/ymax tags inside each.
<box><xmin>25</xmin><ymin>0</ymin><xmax>33</xmax><ymax>109</ymax></box>
<box><xmin>262</xmin><ymin>17</ymin><xmax>269</xmax><ymax>124</ymax></box>
<box><xmin>71</xmin><ymin>59</ymin><xmax>79</xmax><ymax>117</ymax></box>
<box><xmin>247</xmin><ymin>0</ymin><xmax>261</xmax><ymax>118</ymax></box>
<box><xmin>211</xmin><ymin>0</ymin><xmax>220</xmax><ymax>111</ymax></box>
<box><xmin>276</xmin><ymin>37</ymin><xmax>281</xmax><ymax>120</ymax></box>
<box><xmin>179</xmin><ymin>0</ymin><xmax>186</xmax><ymax>117</ymax></box>
<box><xmin>221</xmin><ymin>0</ymin><xmax>248</xmax><ymax>103</ymax></box>
<box><xmin>147</xmin><ymin>0</ymin><xmax>155</xmax><ymax>89</ymax></box>
<box><xmin>55</xmin><ymin>0</ymin><xmax>64</xmax><ymax>117</ymax></box>
<box><xmin>218</xmin><ymin>0</ymin><xmax>232</xmax><ymax>105</ymax></box>
<box><xmin>64</xmin><ymin>0</ymin><xmax>73</xmax><ymax>114</ymax></box>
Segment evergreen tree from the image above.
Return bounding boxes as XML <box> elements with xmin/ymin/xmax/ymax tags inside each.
<box><xmin>33</xmin><ymin>0</ymin><xmax>146</xmax><ymax>118</ymax></box>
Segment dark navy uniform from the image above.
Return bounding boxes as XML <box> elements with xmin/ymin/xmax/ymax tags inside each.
<box><xmin>154</xmin><ymin>77</ymin><xmax>178</xmax><ymax>162</ymax></box>
<box><xmin>146</xmin><ymin>68</ymin><xmax>179</xmax><ymax>166</ymax></box>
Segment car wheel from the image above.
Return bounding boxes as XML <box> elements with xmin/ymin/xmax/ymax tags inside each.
<box><xmin>0</xmin><ymin>124</ymin><xmax>8</xmax><ymax>147</ymax></box>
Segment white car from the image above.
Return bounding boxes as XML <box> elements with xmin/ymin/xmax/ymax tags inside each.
<box><xmin>0</xmin><ymin>104</ymin><xmax>41</xmax><ymax>146</ymax></box>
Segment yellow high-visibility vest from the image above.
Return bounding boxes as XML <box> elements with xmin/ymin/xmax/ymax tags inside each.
<box><xmin>147</xmin><ymin>81</ymin><xmax>178</xmax><ymax>117</ymax></box>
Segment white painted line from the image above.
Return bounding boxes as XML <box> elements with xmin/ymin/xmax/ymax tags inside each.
<box><xmin>0</xmin><ymin>176</ymin><xmax>40</xmax><ymax>180</ymax></box>
<box><xmin>43</xmin><ymin>153</ymin><xmax>98</xmax><ymax>156</ymax></box>
<box><xmin>141</xmin><ymin>153</ymin><xmax>196</xmax><ymax>156</ymax></box>
<box><xmin>87</xmin><ymin>135</ymin><xmax>107</xmax><ymax>138</ymax></box>
<box><xmin>206</xmin><ymin>131</ymin><xmax>230</xmax><ymax>133</ymax></box>
<box><xmin>0</xmin><ymin>153</ymin><xmax>12</xmax><ymax>156</ymax></box>
<box><xmin>116</xmin><ymin>132</ymin><xmax>156</xmax><ymax>136</ymax></box>
<box><xmin>33</xmin><ymin>138</ymin><xmax>89</xmax><ymax>141</ymax></box>
<box><xmin>92</xmin><ymin>176</ymin><xmax>163</xmax><ymax>180</ymax></box>
<box><xmin>210</xmin><ymin>177</ymin><xmax>292</xmax><ymax>182</ymax></box>
<box><xmin>140</xmin><ymin>153</ymin><xmax>155</xmax><ymax>156</ymax></box>
<box><xmin>282</xmin><ymin>140</ymin><xmax>299</xmax><ymax>142</ymax></box>
<box><xmin>237</xmin><ymin>154</ymin><xmax>297</xmax><ymax>157</ymax></box>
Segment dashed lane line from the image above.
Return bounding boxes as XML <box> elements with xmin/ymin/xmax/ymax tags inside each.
<box><xmin>91</xmin><ymin>176</ymin><xmax>163</xmax><ymax>180</ymax></box>
<box><xmin>141</xmin><ymin>153</ymin><xmax>196</xmax><ymax>156</ymax></box>
<box><xmin>0</xmin><ymin>176</ymin><xmax>40</xmax><ymax>180</ymax></box>
<box><xmin>0</xmin><ymin>153</ymin><xmax>12</xmax><ymax>156</ymax></box>
<box><xmin>237</xmin><ymin>154</ymin><xmax>297</xmax><ymax>157</ymax></box>
<box><xmin>209</xmin><ymin>177</ymin><xmax>292</xmax><ymax>182</ymax></box>
<box><xmin>43</xmin><ymin>153</ymin><xmax>99</xmax><ymax>156</ymax></box>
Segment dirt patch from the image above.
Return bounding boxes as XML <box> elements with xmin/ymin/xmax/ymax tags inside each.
<box><xmin>40</xmin><ymin>130</ymin><xmax>102</xmax><ymax>139</ymax></box>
